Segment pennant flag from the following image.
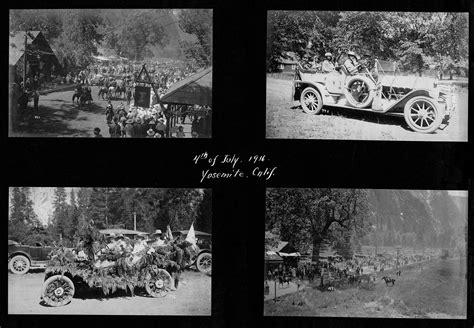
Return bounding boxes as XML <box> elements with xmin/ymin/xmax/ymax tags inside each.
<box><xmin>166</xmin><ymin>225</ymin><xmax>174</xmax><ymax>242</ymax></box>
<box><xmin>186</xmin><ymin>223</ymin><xmax>197</xmax><ymax>250</ymax></box>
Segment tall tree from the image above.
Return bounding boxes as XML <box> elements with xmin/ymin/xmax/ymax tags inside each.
<box><xmin>9</xmin><ymin>187</ymin><xmax>40</xmax><ymax>241</ymax></box>
<box><xmin>266</xmin><ymin>188</ymin><xmax>370</xmax><ymax>262</ymax></box>
<box><xmin>178</xmin><ymin>9</ymin><xmax>213</xmax><ymax>67</ymax></box>
<box><xmin>51</xmin><ymin>187</ymin><xmax>70</xmax><ymax>242</ymax></box>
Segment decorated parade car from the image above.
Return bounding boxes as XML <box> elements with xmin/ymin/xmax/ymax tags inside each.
<box><xmin>40</xmin><ymin>225</ymin><xmax>207</xmax><ymax>307</ymax></box>
<box><xmin>292</xmin><ymin>55</ymin><xmax>456</xmax><ymax>133</ymax></box>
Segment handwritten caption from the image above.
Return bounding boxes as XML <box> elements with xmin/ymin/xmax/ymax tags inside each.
<box><xmin>193</xmin><ymin>152</ymin><xmax>277</xmax><ymax>183</ymax></box>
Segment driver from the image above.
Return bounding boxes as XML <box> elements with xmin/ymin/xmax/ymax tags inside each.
<box><xmin>321</xmin><ymin>52</ymin><xmax>335</xmax><ymax>73</ymax></box>
<box><xmin>344</xmin><ymin>51</ymin><xmax>360</xmax><ymax>75</ymax></box>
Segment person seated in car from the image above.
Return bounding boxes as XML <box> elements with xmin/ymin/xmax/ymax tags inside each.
<box><xmin>322</xmin><ymin>52</ymin><xmax>336</xmax><ymax>73</ymax></box>
<box><xmin>344</xmin><ymin>51</ymin><xmax>360</xmax><ymax>75</ymax></box>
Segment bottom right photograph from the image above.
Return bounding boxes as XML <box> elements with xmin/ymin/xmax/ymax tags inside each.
<box><xmin>264</xmin><ymin>188</ymin><xmax>468</xmax><ymax>319</ymax></box>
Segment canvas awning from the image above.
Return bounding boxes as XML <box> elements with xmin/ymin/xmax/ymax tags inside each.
<box><xmin>278</xmin><ymin>252</ymin><xmax>301</xmax><ymax>257</ymax></box>
<box><xmin>160</xmin><ymin>66</ymin><xmax>212</xmax><ymax>106</ymax></box>
<box><xmin>265</xmin><ymin>251</ymin><xmax>283</xmax><ymax>263</ymax></box>
<box><xmin>99</xmin><ymin>229</ymin><xmax>148</xmax><ymax>236</ymax></box>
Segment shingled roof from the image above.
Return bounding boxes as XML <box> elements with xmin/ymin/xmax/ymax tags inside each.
<box><xmin>160</xmin><ymin>66</ymin><xmax>212</xmax><ymax>106</ymax></box>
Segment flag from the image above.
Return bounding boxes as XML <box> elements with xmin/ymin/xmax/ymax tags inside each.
<box><xmin>186</xmin><ymin>223</ymin><xmax>197</xmax><ymax>250</ymax></box>
<box><xmin>166</xmin><ymin>225</ymin><xmax>173</xmax><ymax>242</ymax></box>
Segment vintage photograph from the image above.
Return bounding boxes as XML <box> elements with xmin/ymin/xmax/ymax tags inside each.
<box><xmin>264</xmin><ymin>188</ymin><xmax>468</xmax><ymax>318</ymax></box>
<box><xmin>8</xmin><ymin>187</ymin><xmax>212</xmax><ymax>315</ymax></box>
<box><xmin>266</xmin><ymin>11</ymin><xmax>468</xmax><ymax>141</ymax></box>
<box><xmin>9</xmin><ymin>9</ymin><xmax>212</xmax><ymax>138</ymax></box>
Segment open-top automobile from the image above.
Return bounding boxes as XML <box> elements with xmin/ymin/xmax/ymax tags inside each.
<box><xmin>292</xmin><ymin>54</ymin><xmax>456</xmax><ymax>133</ymax></box>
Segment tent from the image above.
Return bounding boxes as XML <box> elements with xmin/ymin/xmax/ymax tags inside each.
<box><xmin>265</xmin><ymin>251</ymin><xmax>283</xmax><ymax>263</ymax></box>
<box><xmin>160</xmin><ymin>66</ymin><xmax>212</xmax><ymax>106</ymax></box>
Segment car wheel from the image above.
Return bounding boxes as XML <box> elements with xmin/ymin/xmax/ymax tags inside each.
<box><xmin>196</xmin><ymin>252</ymin><xmax>212</xmax><ymax>274</ymax></box>
<box><xmin>145</xmin><ymin>268</ymin><xmax>173</xmax><ymax>297</ymax></box>
<box><xmin>300</xmin><ymin>87</ymin><xmax>323</xmax><ymax>114</ymax></box>
<box><xmin>9</xmin><ymin>255</ymin><xmax>30</xmax><ymax>274</ymax></box>
<box><xmin>41</xmin><ymin>275</ymin><xmax>75</xmax><ymax>307</ymax></box>
<box><xmin>344</xmin><ymin>76</ymin><xmax>375</xmax><ymax>108</ymax></box>
<box><xmin>404</xmin><ymin>96</ymin><xmax>442</xmax><ymax>133</ymax></box>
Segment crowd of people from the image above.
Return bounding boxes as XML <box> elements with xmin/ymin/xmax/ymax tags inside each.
<box><xmin>266</xmin><ymin>248</ymin><xmax>441</xmax><ymax>287</ymax></box>
<box><xmin>92</xmin><ymin>100</ymin><xmax>211</xmax><ymax>138</ymax></box>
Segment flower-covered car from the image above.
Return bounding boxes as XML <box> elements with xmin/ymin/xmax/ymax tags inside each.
<box><xmin>40</xmin><ymin>235</ymin><xmax>189</xmax><ymax>307</ymax></box>
<box><xmin>292</xmin><ymin>56</ymin><xmax>456</xmax><ymax>133</ymax></box>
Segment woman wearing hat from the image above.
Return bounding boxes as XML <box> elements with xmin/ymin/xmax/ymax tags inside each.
<box><xmin>93</xmin><ymin>127</ymin><xmax>103</xmax><ymax>138</ymax></box>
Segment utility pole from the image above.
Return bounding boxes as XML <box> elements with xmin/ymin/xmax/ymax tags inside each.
<box><xmin>23</xmin><ymin>32</ymin><xmax>27</xmax><ymax>89</ymax></box>
<box><xmin>133</xmin><ymin>212</ymin><xmax>137</xmax><ymax>231</ymax></box>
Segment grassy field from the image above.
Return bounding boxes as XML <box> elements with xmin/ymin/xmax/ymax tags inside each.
<box><xmin>264</xmin><ymin>258</ymin><xmax>466</xmax><ymax>318</ymax></box>
<box><xmin>266</xmin><ymin>76</ymin><xmax>468</xmax><ymax>141</ymax></box>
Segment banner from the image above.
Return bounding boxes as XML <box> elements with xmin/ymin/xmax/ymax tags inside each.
<box><xmin>134</xmin><ymin>86</ymin><xmax>151</xmax><ymax>108</ymax></box>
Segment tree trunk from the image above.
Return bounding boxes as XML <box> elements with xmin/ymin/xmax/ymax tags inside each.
<box><xmin>311</xmin><ymin>238</ymin><xmax>321</xmax><ymax>263</ymax></box>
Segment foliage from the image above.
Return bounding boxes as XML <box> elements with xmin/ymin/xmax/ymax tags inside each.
<box><xmin>266</xmin><ymin>188</ymin><xmax>371</xmax><ymax>261</ymax></box>
<box><xmin>99</xmin><ymin>10</ymin><xmax>169</xmax><ymax>61</ymax></box>
<box><xmin>178</xmin><ymin>9</ymin><xmax>212</xmax><ymax>67</ymax></box>
<box><xmin>46</xmin><ymin>240</ymin><xmax>180</xmax><ymax>296</ymax></box>
<box><xmin>9</xmin><ymin>187</ymin><xmax>41</xmax><ymax>242</ymax></box>
<box><xmin>267</xmin><ymin>11</ymin><xmax>469</xmax><ymax>77</ymax></box>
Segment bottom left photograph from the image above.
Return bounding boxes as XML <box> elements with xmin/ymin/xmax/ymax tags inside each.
<box><xmin>8</xmin><ymin>187</ymin><xmax>212</xmax><ymax>315</ymax></box>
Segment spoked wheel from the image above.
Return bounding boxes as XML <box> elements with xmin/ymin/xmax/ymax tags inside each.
<box><xmin>9</xmin><ymin>255</ymin><xmax>30</xmax><ymax>274</ymax></box>
<box><xmin>403</xmin><ymin>96</ymin><xmax>442</xmax><ymax>133</ymax></box>
<box><xmin>344</xmin><ymin>76</ymin><xmax>375</xmax><ymax>108</ymax></box>
<box><xmin>300</xmin><ymin>87</ymin><xmax>323</xmax><ymax>114</ymax></box>
<box><xmin>145</xmin><ymin>268</ymin><xmax>172</xmax><ymax>298</ymax></box>
<box><xmin>41</xmin><ymin>275</ymin><xmax>75</xmax><ymax>307</ymax></box>
<box><xmin>196</xmin><ymin>252</ymin><xmax>212</xmax><ymax>274</ymax></box>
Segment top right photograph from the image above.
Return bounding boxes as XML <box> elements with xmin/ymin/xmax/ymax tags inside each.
<box><xmin>266</xmin><ymin>11</ymin><xmax>468</xmax><ymax>141</ymax></box>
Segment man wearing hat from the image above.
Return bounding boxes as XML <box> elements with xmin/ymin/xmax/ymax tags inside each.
<box><xmin>93</xmin><ymin>127</ymin><xmax>103</xmax><ymax>138</ymax></box>
<box><xmin>125</xmin><ymin>118</ymin><xmax>134</xmax><ymax>138</ymax></box>
<box><xmin>322</xmin><ymin>52</ymin><xmax>336</xmax><ymax>73</ymax></box>
<box><xmin>344</xmin><ymin>51</ymin><xmax>360</xmax><ymax>75</ymax></box>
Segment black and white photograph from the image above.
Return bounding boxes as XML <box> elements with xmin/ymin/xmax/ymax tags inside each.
<box><xmin>264</xmin><ymin>188</ymin><xmax>468</xmax><ymax>318</ymax></box>
<box><xmin>8</xmin><ymin>187</ymin><xmax>212</xmax><ymax>315</ymax></box>
<box><xmin>266</xmin><ymin>11</ymin><xmax>468</xmax><ymax>141</ymax></box>
<box><xmin>9</xmin><ymin>9</ymin><xmax>212</xmax><ymax>138</ymax></box>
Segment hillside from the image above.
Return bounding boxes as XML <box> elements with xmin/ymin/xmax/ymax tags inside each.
<box><xmin>366</xmin><ymin>190</ymin><xmax>467</xmax><ymax>248</ymax></box>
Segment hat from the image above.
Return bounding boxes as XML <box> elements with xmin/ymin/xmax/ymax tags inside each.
<box><xmin>147</xmin><ymin>128</ymin><xmax>155</xmax><ymax>136</ymax></box>
<box><xmin>347</xmin><ymin>51</ymin><xmax>357</xmax><ymax>57</ymax></box>
<box><xmin>126</xmin><ymin>118</ymin><xmax>134</xmax><ymax>124</ymax></box>
<box><xmin>149</xmin><ymin>120</ymin><xmax>156</xmax><ymax>125</ymax></box>
<box><xmin>325</xmin><ymin>52</ymin><xmax>332</xmax><ymax>57</ymax></box>
<box><xmin>94</xmin><ymin>127</ymin><xmax>101</xmax><ymax>133</ymax></box>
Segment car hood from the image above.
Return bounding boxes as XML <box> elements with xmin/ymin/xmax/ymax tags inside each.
<box><xmin>378</xmin><ymin>75</ymin><xmax>436</xmax><ymax>90</ymax></box>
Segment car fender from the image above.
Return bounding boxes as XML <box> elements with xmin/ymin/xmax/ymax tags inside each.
<box><xmin>8</xmin><ymin>251</ymin><xmax>32</xmax><ymax>262</ymax></box>
<box><xmin>385</xmin><ymin>89</ymin><xmax>435</xmax><ymax>113</ymax></box>
<box><xmin>293</xmin><ymin>80</ymin><xmax>328</xmax><ymax>102</ymax></box>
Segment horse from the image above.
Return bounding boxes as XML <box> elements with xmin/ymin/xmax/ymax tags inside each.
<box><xmin>72</xmin><ymin>91</ymin><xmax>82</xmax><ymax>104</ymax></box>
<box><xmin>79</xmin><ymin>90</ymin><xmax>92</xmax><ymax>106</ymax></box>
<box><xmin>114</xmin><ymin>84</ymin><xmax>126</xmax><ymax>99</ymax></box>
<box><xmin>98</xmin><ymin>86</ymin><xmax>108</xmax><ymax>100</ymax></box>
<box><xmin>278</xmin><ymin>275</ymin><xmax>291</xmax><ymax>288</ymax></box>
<box><xmin>381</xmin><ymin>276</ymin><xmax>395</xmax><ymax>286</ymax></box>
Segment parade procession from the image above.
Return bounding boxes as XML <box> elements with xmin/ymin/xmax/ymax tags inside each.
<box><xmin>9</xmin><ymin>9</ymin><xmax>212</xmax><ymax>138</ymax></box>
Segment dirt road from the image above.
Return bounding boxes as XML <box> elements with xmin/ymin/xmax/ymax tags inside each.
<box><xmin>8</xmin><ymin>270</ymin><xmax>211</xmax><ymax>315</ymax></box>
<box><xmin>264</xmin><ymin>258</ymin><xmax>467</xmax><ymax>318</ymax></box>
<box><xmin>10</xmin><ymin>86</ymin><xmax>193</xmax><ymax>137</ymax></box>
<box><xmin>266</xmin><ymin>77</ymin><xmax>468</xmax><ymax>141</ymax></box>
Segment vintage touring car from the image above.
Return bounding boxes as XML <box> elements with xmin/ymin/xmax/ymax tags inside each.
<box><xmin>292</xmin><ymin>57</ymin><xmax>456</xmax><ymax>133</ymax></box>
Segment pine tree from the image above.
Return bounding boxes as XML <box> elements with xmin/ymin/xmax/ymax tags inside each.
<box><xmin>196</xmin><ymin>189</ymin><xmax>212</xmax><ymax>233</ymax></box>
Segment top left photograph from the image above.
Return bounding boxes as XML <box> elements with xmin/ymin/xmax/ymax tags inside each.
<box><xmin>9</xmin><ymin>9</ymin><xmax>212</xmax><ymax>138</ymax></box>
